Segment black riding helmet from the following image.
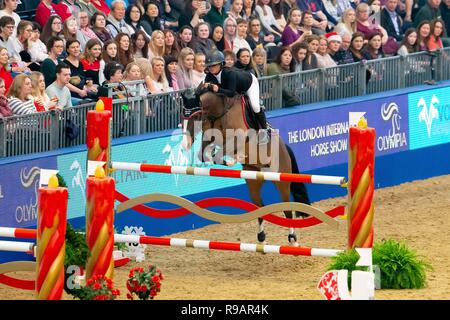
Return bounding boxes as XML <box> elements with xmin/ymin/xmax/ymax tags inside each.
<box><xmin>205</xmin><ymin>50</ymin><xmax>225</xmax><ymax>67</ymax></box>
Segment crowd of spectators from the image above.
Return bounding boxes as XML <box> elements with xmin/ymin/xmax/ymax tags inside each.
<box><xmin>0</xmin><ymin>0</ymin><xmax>449</xmax><ymax>118</ymax></box>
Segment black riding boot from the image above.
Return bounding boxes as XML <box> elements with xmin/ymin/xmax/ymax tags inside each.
<box><xmin>255</xmin><ymin>110</ymin><xmax>269</xmax><ymax>145</ymax></box>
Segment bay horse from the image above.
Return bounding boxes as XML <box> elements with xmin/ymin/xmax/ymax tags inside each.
<box><xmin>181</xmin><ymin>87</ymin><xmax>310</xmax><ymax>246</ymax></box>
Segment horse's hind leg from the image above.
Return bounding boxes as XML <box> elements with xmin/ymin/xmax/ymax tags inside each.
<box><xmin>275</xmin><ymin>181</ymin><xmax>299</xmax><ymax>246</ymax></box>
<box><xmin>246</xmin><ymin>179</ymin><xmax>266</xmax><ymax>243</ymax></box>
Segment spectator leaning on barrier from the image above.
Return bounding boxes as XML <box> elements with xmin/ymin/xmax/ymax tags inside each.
<box><xmin>46</xmin><ymin>63</ymin><xmax>74</xmax><ymax>109</ymax></box>
<box><xmin>361</xmin><ymin>31</ymin><xmax>385</xmax><ymax>60</ymax></box>
<box><xmin>397</xmin><ymin>27</ymin><xmax>420</xmax><ymax>55</ymax></box>
<box><xmin>98</xmin><ymin>62</ymin><xmax>128</xmax><ymax>99</ymax></box>
<box><xmin>417</xmin><ymin>19</ymin><xmax>431</xmax><ymax>50</ymax></box>
<box><xmin>327</xmin><ymin>31</ymin><xmax>355</xmax><ymax>65</ymax></box>
<box><xmin>7</xmin><ymin>74</ymin><xmax>35</xmax><ymax>115</ymax></box>
<box><xmin>267</xmin><ymin>46</ymin><xmax>295</xmax><ymax>75</ymax></box>
<box><xmin>292</xmin><ymin>41</ymin><xmax>318</xmax><ymax>71</ymax></box>
<box><xmin>315</xmin><ymin>35</ymin><xmax>337</xmax><ymax>68</ymax></box>
<box><xmin>427</xmin><ymin>17</ymin><xmax>445</xmax><ymax>50</ymax></box>
<box><xmin>349</xmin><ymin>32</ymin><xmax>366</xmax><ymax>61</ymax></box>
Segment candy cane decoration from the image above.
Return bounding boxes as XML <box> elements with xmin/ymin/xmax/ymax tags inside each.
<box><xmin>85</xmin><ymin>166</ymin><xmax>115</xmax><ymax>280</ymax></box>
<box><xmin>348</xmin><ymin>118</ymin><xmax>375</xmax><ymax>249</ymax></box>
<box><xmin>36</xmin><ymin>175</ymin><xmax>68</xmax><ymax>300</ymax></box>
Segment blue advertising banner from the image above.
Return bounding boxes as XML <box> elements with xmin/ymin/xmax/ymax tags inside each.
<box><xmin>270</xmin><ymin>95</ymin><xmax>409</xmax><ymax>171</ymax></box>
<box><xmin>0</xmin><ymin>157</ymin><xmax>57</xmax><ymax>228</ymax></box>
<box><xmin>408</xmin><ymin>88</ymin><xmax>450</xmax><ymax>150</ymax></box>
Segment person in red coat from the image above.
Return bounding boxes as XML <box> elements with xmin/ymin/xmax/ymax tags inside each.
<box><xmin>0</xmin><ymin>47</ymin><xmax>13</xmax><ymax>94</ymax></box>
<box><xmin>35</xmin><ymin>0</ymin><xmax>71</xmax><ymax>28</ymax></box>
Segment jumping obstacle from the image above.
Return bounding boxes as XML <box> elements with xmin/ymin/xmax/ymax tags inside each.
<box><xmin>0</xmin><ymin>240</ymin><xmax>34</xmax><ymax>253</ymax></box>
<box><xmin>86</xmin><ymin>101</ymin><xmax>375</xmax><ymax>257</ymax></box>
<box><xmin>111</xmin><ymin>162</ymin><xmax>347</xmax><ymax>186</ymax></box>
<box><xmin>0</xmin><ymin>227</ymin><xmax>342</xmax><ymax>258</ymax></box>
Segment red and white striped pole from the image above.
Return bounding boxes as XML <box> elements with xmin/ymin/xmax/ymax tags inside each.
<box><xmin>111</xmin><ymin>162</ymin><xmax>347</xmax><ymax>186</ymax></box>
<box><xmin>0</xmin><ymin>227</ymin><xmax>341</xmax><ymax>258</ymax></box>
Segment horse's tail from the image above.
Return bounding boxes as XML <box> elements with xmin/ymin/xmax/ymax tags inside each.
<box><xmin>285</xmin><ymin>144</ymin><xmax>311</xmax><ymax>217</ymax></box>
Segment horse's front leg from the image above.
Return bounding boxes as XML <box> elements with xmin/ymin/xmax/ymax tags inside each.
<box><xmin>275</xmin><ymin>181</ymin><xmax>299</xmax><ymax>247</ymax></box>
<box><xmin>245</xmin><ymin>179</ymin><xmax>266</xmax><ymax>244</ymax></box>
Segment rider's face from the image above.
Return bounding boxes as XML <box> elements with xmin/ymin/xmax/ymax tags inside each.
<box><xmin>207</xmin><ymin>63</ymin><xmax>221</xmax><ymax>74</ymax></box>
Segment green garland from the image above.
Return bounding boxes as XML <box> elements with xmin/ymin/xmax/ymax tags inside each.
<box><xmin>328</xmin><ymin>239</ymin><xmax>432</xmax><ymax>289</ymax></box>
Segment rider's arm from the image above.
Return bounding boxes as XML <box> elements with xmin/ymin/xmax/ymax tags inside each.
<box><xmin>216</xmin><ymin>69</ymin><xmax>237</xmax><ymax>97</ymax></box>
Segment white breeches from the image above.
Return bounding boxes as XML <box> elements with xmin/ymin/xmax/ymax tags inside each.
<box><xmin>247</xmin><ymin>73</ymin><xmax>261</xmax><ymax>113</ymax></box>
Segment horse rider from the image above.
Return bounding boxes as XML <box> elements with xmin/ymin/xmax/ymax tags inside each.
<box><xmin>203</xmin><ymin>50</ymin><xmax>269</xmax><ymax>144</ymax></box>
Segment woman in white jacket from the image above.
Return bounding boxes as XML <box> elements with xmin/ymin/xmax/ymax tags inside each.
<box><xmin>28</xmin><ymin>22</ymin><xmax>48</xmax><ymax>65</ymax></box>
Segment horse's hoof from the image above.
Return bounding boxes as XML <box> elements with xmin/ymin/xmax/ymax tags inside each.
<box><xmin>257</xmin><ymin>231</ymin><xmax>266</xmax><ymax>243</ymax></box>
<box><xmin>288</xmin><ymin>234</ymin><xmax>298</xmax><ymax>245</ymax></box>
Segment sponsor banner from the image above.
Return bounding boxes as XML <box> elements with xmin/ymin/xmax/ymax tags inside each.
<box><xmin>408</xmin><ymin>88</ymin><xmax>450</xmax><ymax>150</ymax></box>
<box><xmin>57</xmin><ymin>130</ymin><xmax>243</xmax><ymax>220</ymax></box>
<box><xmin>270</xmin><ymin>96</ymin><xmax>409</xmax><ymax>171</ymax></box>
<box><xmin>0</xmin><ymin>157</ymin><xmax>57</xmax><ymax>228</ymax></box>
